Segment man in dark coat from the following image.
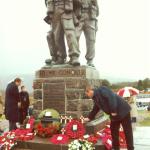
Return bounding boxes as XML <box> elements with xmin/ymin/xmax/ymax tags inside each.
<box><xmin>85</xmin><ymin>86</ymin><xmax>134</xmax><ymax>150</ymax></box>
<box><xmin>5</xmin><ymin>78</ymin><xmax>22</xmax><ymax>131</ymax></box>
<box><xmin>19</xmin><ymin>86</ymin><xmax>30</xmax><ymax>124</ymax></box>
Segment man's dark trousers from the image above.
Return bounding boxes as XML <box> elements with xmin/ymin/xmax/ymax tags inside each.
<box><xmin>9</xmin><ymin>121</ymin><xmax>17</xmax><ymax>131</ymax></box>
<box><xmin>110</xmin><ymin>113</ymin><xmax>134</xmax><ymax>150</ymax></box>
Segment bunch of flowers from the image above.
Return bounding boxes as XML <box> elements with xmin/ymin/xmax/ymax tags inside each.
<box><xmin>68</xmin><ymin>139</ymin><xmax>95</xmax><ymax>150</ymax></box>
<box><xmin>87</xmin><ymin>135</ymin><xmax>99</xmax><ymax>144</ymax></box>
<box><xmin>65</xmin><ymin>120</ymin><xmax>85</xmax><ymax>139</ymax></box>
<box><xmin>35</xmin><ymin>122</ymin><xmax>59</xmax><ymax>138</ymax></box>
<box><xmin>0</xmin><ymin>132</ymin><xmax>17</xmax><ymax>150</ymax></box>
<box><xmin>97</xmin><ymin>124</ymin><xmax>127</xmax><ymax>150</ymax></box>
<box><xmin>0</xmin><ymin>117</ymin><xmax>35</xmax><ymax>149</ymax></box>
<box><xmin>50</xmin><ymin>134</ymin><xmax>69</xmax><ymax>144</ymax></box>
<box><xmin>14</xmin><ymin>129</ymin><xmax>35</xmax><ymax>141</ymax></box>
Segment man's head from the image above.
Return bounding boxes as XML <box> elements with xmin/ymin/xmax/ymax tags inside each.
<box><xmin>14</xmin><ymin>78</ymin><xmax>22</xmax><ymax>86</ymax></box>
<box><xmin>85</xmin><ymin>86</ymin><xmax>94</xmax><ymax>98</ymax></box>
<box><xmin>21</xmin><ymin>85</ymin><xmax>26</xmax><ymax>91</ymax></box>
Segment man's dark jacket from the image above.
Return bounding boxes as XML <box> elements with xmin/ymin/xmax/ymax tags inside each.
<box><xmin>88</xmin><ymin>86</ymin><xmax>131</xmax><ymax>121</ymax></box>
<box><xmin>5</xmin><ymin>82</ymin><xmax>20</xmax><ymax>122</ymax></box>
<box><xmin>20</xmin><ymin>91</ymin><xmax>30</xmax><ymax>110</ymax></box>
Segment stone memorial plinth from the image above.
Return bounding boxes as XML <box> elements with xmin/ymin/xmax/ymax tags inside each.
<box><xmin>15</xmin><ymin>136</ymin><xmax>105</xmax><ymax>150</ymax></box>
<box><xmin>33</xmin><ymin>65</ymin><xmax>108</xmax><ymax>133</ymax></box>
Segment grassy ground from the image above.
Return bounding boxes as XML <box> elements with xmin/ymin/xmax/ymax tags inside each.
<box><xmin>138</xmin><ymin>110</ymin><xmax>150</xmax><ymax>126</ymax></box>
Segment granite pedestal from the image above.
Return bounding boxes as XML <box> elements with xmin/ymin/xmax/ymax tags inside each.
<box><xmin>33</xmin><ymin>65</ymin><xmax>108</xmax><ymax>133</ymax></box>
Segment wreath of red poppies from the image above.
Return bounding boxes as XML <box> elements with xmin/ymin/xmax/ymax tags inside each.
<box><xmin>35</xmin><ymin>123</ymin><xmax>59</xmax><ymax>138</ymax></box>
<box><xmin>50</xmin><ymin>134</ymin><xmax>69</xmax><ymax>144</ymax></box>
<box><xmin>87</xmin><ymin>135</ymin><xmax>99</xmax><ymax>144</ymax></box>
<box><xmin>65</xmin><ymin>120</ymin><xmax>85</xmax><ymax>139</ymax></box>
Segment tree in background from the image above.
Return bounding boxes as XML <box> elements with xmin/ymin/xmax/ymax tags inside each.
<box><xmin>137</xmin><ymin>80</ymin><xmax>144</xmax><ymax>91</ymax></box>
<box><xmin>137</xmin><ymin>78</ymin><xmax>150</xmax><ymax>91</ymax></box>
<box><xmin>101</xmin><ymin>78</ymin><xmax>150</xmax><ymax>92</ymax></box>
<box><xmin>143</xmin><ymin>78</ymin><xmax>150</xmax><ymax>89</ymax></box>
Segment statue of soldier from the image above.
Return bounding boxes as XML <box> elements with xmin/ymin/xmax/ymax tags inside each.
<box><xmin>44</xmin><ymin>1</ymin><xmax>66</xmax><ymax>65</ymax></box>
<box><xmin>46</xmin><ymin>0</ymin><xmax>80</xmax><ymax>66</ymax></box>
<box><xmin>74</xmin><ymin>0</ymin><xmax>99</xmax><ymax>67</ymax></box>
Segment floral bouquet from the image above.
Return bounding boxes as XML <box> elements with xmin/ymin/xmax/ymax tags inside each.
<box><xmin>0</xmin><ymin>132</ymin><xmax>17</xmax><ymax>150</ymax></box>
<box><xmin>50</xmin><ymin>134</ymin><xmax>69</xmax><ymax>144</ymax></box>
<box><xmin>34</xmin><ymin>122</ymin><xmax>59</xmax><ymax>138</ymax></box>
<box><xmin>68</xmin><ymin>139</ymin><xmax>95</xmax><ymax>150</ymax></box>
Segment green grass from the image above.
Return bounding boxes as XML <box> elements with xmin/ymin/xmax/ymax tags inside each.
<box><xmin>139</xmin><ymin>118</ymin><xmax>150</xmax><ymax>126</ymax></box>
<box><xmin>138</xmin><ymin>110</ymin><xmax>150</xmax><ymax>126</ymax></box>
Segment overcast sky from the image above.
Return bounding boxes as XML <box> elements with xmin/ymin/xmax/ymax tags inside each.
<box><xmin>0</xmin><ymin>0</ymin><xmax>150</xmax><ymax>81</ymax></box>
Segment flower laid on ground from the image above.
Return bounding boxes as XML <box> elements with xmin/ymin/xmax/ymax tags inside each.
<box><xmin>0</xmin><ymin>132</ymin><xmax>17</xmax><ymax>150</ymax></box>
<box><xmin>65</xmin><ymin>120</ymin><xmax>85</xmax><ymax>139</ymax></box>
<box><xmin>97</xmin><ymin>123</ymin><xmax>127</xmax><ymax>150</ymax></box>
<box><xmin>0</xmin><ymin>116</ymin><xmax>35</xmax><ymax>149</ymax></box>
<box><xmin>87</xmin><ymin>135</ymin><xmax>99</xmax><ymax>144</ymax></box>
<box><xmin>68</xmin><ymin>139</ymin><xmax>95</xmax><ymax>150</ymax></box>
<box><xmin>34</xmin><ymin>122</ymin><xmax>59</xmax><ymax>138</ymax></box>
<box><xmin>50</xmin><ymin>134</ymin><xmax>69</xmax><ymax>144</ymax></box>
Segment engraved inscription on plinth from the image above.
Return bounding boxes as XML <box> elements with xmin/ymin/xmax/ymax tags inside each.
<box><xmin>36</xmin><ymin>66</ymin><xmax>99</xmax><ymax>79</ymax></box>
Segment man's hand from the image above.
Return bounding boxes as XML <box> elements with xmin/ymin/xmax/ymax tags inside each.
<box><xmin>84</xmin><ymin>118</ymin><xmax>90</xmax><ymax>123</ymax></box>
<box><xmin>18</xmin><ymin>102</ymin><xmax>21</xmax><ymax>108</ymax></box>
<box><xmin>111</xmin><ymin>113</ymin><xmax>117</xmax><ymax>116</ymax></box>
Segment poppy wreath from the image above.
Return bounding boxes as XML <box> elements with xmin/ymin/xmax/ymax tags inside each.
<box><xmin>65</xmin><ymin>120</ymin><xmax>85</xmax><ymax>139</ymax></box>
<box><xmin>50</xmin><ymin>134</ymin><xmax>69</xmax><ymax>144</ymax></box>
<box><xmin>87</xmin><ymin>135</ymin><xmax>99</xmax><ymax>144</ymax></box>
<box><xmin>97</xmin><ymin>123</ymin><xmax>127</xmax><ymax>149</ymax></box>
<box><xmin>35</xmin><ymin>122</ymin><xmax>59</xmax><ymax>138</ymax></box>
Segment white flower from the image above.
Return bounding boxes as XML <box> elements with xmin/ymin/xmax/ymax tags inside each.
<box><xmin>68</xmin><ymin>139</ymin><xmax>95</xmax><ymax>150</ymax></box>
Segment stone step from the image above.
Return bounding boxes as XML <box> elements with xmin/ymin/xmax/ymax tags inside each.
<box><xmin>15</xmin><ymin>136</ymin><xmax>106</xmax><ymax>150</ymax></box>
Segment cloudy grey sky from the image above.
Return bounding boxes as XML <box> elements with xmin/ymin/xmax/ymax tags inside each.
<box><xmin>0</xmin><ymin>0</ymin><xmax>150</xmax><ymax>81</ymax></box>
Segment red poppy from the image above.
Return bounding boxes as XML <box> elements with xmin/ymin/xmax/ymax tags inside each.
<box><xmin>50</xmin><ymin>134</ymin><xmax>69</xmax><ymax>144</ymax></box>
<box><xmin>65</xmin><ymin>120</ymin><xmax>85</xmax><ymax>139</ymax></box>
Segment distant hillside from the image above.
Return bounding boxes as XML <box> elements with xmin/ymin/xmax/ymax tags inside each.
<box><xmin>0</xmin><ymin>73</ymin><xmax>141</xmax><ymax>92</ymax></box>
<box><xmin>0</xmin><ymin>74</ymin><xmax>34</xmax><ymax>92</ymax></box>
<box><xmin>100</xmin><ymin>73</ymin><xmax>136</xmax><ymax>83</ymax></box>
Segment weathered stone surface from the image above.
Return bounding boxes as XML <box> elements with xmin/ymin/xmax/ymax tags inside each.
<box><xmin>33</xmin><ymin>66</ymin><xmax>102</xmax><ymax>117</ymax></box>
<box><xmin>15</xmin><ymin>136</ymin><xmax>105</xmax><ymax>150</ymax></box>
<box><xmin>67</xmin><ymin>99</ymin><xmax>93</xmax><ymax>112</ymax></box>
<box><xmin>66</xmin><ymin>111</ymin><xmax>91</xmax><ymax>118</ymax></box>
<box><xmin>86</xmin><ymin>117</ymin><xmax>109</xmax><ymax>134</ymax></box>
<box><xmin>33</xmin><ymin>90</ymin><xmax>42</xmax><ymax>100</ymax></box>
<box><xmin>33</xmin><ymin>100</ymin><xmax>42</xmax><ymax>110</ymax></box>
<box><xmin>66</xmin><ymin>89</ymin><xmax>84</xmax><ymax>100</ymax></box>
<box><xmin>79</xmin><ymin>99</ymin><xmax>94</xmax><ymax>111</ymax></box>
<box><xmin>36</xmin><ymin>66</ymin><xmax>99</xmax><ymax>79</ymax></box>
<box><xmin>31</xmin><ymin>66</ymin><xmax>106</xmax><ymax>149</ymax></box>
<box><xmin>33</xmin><ymin>81</ymin><xmax>42</xmax><ymax>89</ymax></box>
<box><xmin>42</xmin><ymin>82</ymin><xmax>65</xmax><ymax>113</ymax></box>
<box><xmin>33</xmin><ymin>78</ymin><xmax>101</xmax><ymax>90</ymax></box>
